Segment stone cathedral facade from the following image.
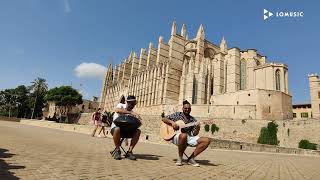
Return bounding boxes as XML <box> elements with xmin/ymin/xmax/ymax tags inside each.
<box><xmin>100</xmin><ymin>21</ymin><xmax>293</xmax><ymax>120</ymax></box>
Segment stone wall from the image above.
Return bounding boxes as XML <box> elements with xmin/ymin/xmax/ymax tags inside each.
<box><xmin>139</xmin><ymin>115</ymin><xmax>320</xmax><ymax>149</ymax></box>
<box><xmin>77</xmin><ymin>113</ymin><xmax>93</xmax><ymax>125</ymax></box>
<box><xmin>19</xmin><ymin>119</ymin><xmax>320</xmax><ymax>156</ymax></box>
<box><xmin>0</xmin><ymin>116</ymin><xmax>21</xmax><ymax>122</ymax></box>
<box><xmin>278</xmin><ymin>119</ymin><xmax>320</xmax><ymax>148</ymax></box>
<box><xmin>209</xmin><ymin>139</ymin><xmax>320</xmax><ymax>156</ymax></box>
<box><xmin>211</xmin><ymin>89</ymin><xmax>292</xmax><ymax>120</ymax></box>
<box><xmin>72</xmin><ymin>113</ymin><xmax>320</xmax><ymax>149</ymax></box>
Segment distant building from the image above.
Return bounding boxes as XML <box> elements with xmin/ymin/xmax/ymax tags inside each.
<box><xmin>292</xmin><ymin>104</ymin><xmax>312</xmax><ymax>119</ymax></box>
<box><xmin>292</xmin><ymin>74</ymin><xmax>320</xmax><ymax>120</ymax></box>
<box><xmin>44</xmin><ymin>96</ymin><xmax>99</xmax><ymax>118</ymax></box>
<box><xmin>100</xmin><ymin>21</ymin><xmax>292</xmax><ymax>120</ymax></box>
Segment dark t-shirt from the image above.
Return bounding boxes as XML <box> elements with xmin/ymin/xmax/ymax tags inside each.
<box><xmin>166</xmin><ymin>112</ymin><xmax>197</xmax><ymax>136</ymax></box>
<box><xmin>94</xmin><ymin>112</ymin><xmax>101</xmax><ymax>121</ymax></box>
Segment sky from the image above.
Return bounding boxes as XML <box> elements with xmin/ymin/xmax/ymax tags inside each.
<box><xmin>0</xmin><ymin>0</ymin><xmax>319</xmax><ymax>104</ymax></box>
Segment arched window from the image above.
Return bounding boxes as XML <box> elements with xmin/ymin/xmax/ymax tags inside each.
<box><xmin>276</xmin><ymin>69</ymin><xmax>281</xmax><ymax>91</ymax></box>
<box><xmin>192</xmin><ymin>75</ymin><xmax>198</xmax><ymax>104</ymax></box>
<box><xmin>240</xmin><ymin>59</ymin><xmax>246</xmax><ymax>90</ymax></box>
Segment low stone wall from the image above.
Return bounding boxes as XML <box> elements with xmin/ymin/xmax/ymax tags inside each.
<box><xmin>20</xmin><ymin>119</ymin><xmax>320</xmax><ymax>156</ymax></box>
<box><xmin>21</xmin><ymin>119</ymin><xmax>94</xmax><ymax>135</ymax></box>
<box><xmin>210</xmin><ymin>139</ymin><xmax>320</xmax><ymax>156</ymax></box>
<box><xmin>69</xmin><ymin>113</ymin><xmax>320</xmax><ymax>149</ymax></box>
<box><xmin>0</xmin><ymin>116</ymin><xmax>21</xmax><ymax>122</ymax></box>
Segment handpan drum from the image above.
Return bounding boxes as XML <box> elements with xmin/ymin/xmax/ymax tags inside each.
<box><xmin>113</xmin><ymin>115</ymin><xmax>141</xmax><ymax>131</ymax></box>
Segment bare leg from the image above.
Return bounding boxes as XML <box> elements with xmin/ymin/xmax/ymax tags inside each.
<box><xmin>178</xmin><ymin>133</ymin><xmax>188</xmax><ymax>158</ymax></box>
<box><xmin>91</xmin><ymin>125</ymin><xmax>98</xmax><ymax>137</ymax></box>
<box><xmin>191</xmin><ymin>137</ymin><xmax>210</xmax><ymax>158</ymax></box>
<box><xmin>128</xmin><ymin>129</ymin><xmax>141</xmax><ymax>152</ymax></box>
<box><xmin>98</xmin><ymin>126</ymin><xmax>103</xmax><ymax>135</ymax></box>
<box><xmin>112</xmin><ymin>127</ymin><xmax>121</xmax><ymax>149</ymax></box>
<box><xmin>102</xmin><ymin>127</ymin><xmax>106</xmax><ymax>136</ymax></box>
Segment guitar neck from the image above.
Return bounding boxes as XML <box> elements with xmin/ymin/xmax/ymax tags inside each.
<box><xmin>181</xmin><ymin>122</ymin><xmax>197</xmax><ymax>128</ymax></box>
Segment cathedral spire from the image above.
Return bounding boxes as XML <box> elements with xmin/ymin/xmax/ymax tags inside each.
<box><xmin>171</xmin><ymin>19</ymin><xmax>177</xmax><ymax>36</ymax></box>
<box><xmin>128</xmin><ymin>50</ymin><xmax>133</xmax><ymax>62</ymax></box>
<box><xmin>133</xmin><ymin>51</ymin><xmax>137</xmax><ymax>59</ymax></box>
<box><xmin>149</xmin><ymin>42</ymin><xmax>154</xmax><ymax>49</ymax></box>
<box><xmin>159</xmin><ymin>36</ymin><xmax>163</xmax><ymax>43</ymax></box>
<box><xmin>196</xmin><ymin>24</ymin><xmax>205</xmax><ymax>39</ymax></box>
<box><xmin>220</xmin><ymin>36</ymin><xmax>228</xmax><ymax>53</ymax></box>
<box><xmin>181</xmin><ymin>23</ymin><xmax>186</xmax><ymax>38</ymax></box>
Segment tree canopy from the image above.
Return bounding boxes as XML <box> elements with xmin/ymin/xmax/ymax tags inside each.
<box><xmin>45</xmin><ymin>86</ymin><xmax>83</xmax><ymax>116</ymax></box>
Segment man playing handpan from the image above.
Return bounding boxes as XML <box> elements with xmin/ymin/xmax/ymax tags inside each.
<box><xmin>111</xmin><ymin>95</ymin><xmax>141</xmax><ymax>160</ymax></box>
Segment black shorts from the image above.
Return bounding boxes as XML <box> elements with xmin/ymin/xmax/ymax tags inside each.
<box><xmin>110</xmin><ymin>127</ymin><xmax>137</xmax><ymax>138</ymax></box>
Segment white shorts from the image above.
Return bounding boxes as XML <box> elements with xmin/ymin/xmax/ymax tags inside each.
<box><xmin>172</xmin><ymin>132</ymin><xmax>200</xmax><ymax>147</ymax></box>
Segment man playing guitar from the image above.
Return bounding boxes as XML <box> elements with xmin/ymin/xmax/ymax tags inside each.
<box><xmin>161</xmin><ymin>100</ymin><xmax>211</xmax><ymax>167</ymax></box>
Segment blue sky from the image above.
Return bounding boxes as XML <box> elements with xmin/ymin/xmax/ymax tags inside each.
<box><xmin>0</xmin><ymin>0</ymin><xmax>319</xmax><ymax>104</ymax></box>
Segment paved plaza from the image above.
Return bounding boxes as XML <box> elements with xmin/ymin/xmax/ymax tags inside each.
<box><xmin>1</xmin><ymin>120</ymin><xmax>320</xmax><ymax>180</ymax></box>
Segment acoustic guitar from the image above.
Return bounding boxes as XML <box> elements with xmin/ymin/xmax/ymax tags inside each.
<box><xmin>160</xmin><ymin>120</ymin><xmax>200</xmax><ymax>141</ymax></box>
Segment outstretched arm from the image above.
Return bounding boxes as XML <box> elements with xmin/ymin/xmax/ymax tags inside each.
<box><xmin>114</xmin><ymin>108</ymin><xmax>132</xmax><ymax>114</ymax></box>
<box><xmin>162</xmin><ymin>118</ymin><xmax>179</xmax><ymax>130</ymax></box>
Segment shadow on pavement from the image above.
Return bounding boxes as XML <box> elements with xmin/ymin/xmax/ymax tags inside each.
<box><xmin>0</xmin><ymin>148</ymin><xmax>25</xmax><ymax>179</ymax></box>
<box><xmin>195</xmin><ymin>159</ymin><xmax>221</xmax><ymax>166</ymax></box>
<box><xmin>172</xmin><ymin>158</ymin><xmax>221</xmax><ymax>166</ymax></box>
<box><xmin>135</xmin><ymin>154</ymin><xmax>163</xmax><ymax>160</ymax></box>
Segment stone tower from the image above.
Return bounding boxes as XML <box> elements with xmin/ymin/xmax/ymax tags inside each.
<box><xmin>309</xmin><ymin>74</ymin><xmax>320</xmax><ymax>118</ymax></box>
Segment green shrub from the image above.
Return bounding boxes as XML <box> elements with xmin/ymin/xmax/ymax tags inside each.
<box><xmin>161</xmin><ymin>112</ymin><xmax>165</xmax><ymax>118</ymax></box>
<box><xmin>257</xmin><ymin>121</ymin><xmax>279</xmax><ymax>145</ymax></box>
<box><xmin>299</xmin><ymin>140</ymin><xmax>317</xmax><ymax>150</ymax></box>
<box><xmin>204</xmin><ymin>124</ymin><xmax>209</xmax><ymax>132</ymax></box>
<box><xmin>210</xmin><ymin>124</ymin><xmax>219</xmax><ymax>134</ymax></box>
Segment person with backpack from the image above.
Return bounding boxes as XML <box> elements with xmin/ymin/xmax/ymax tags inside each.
<box><xmin>91</xmin><ymin>108</ymin><xmax>106</xmax><ymax>137</ymax></box>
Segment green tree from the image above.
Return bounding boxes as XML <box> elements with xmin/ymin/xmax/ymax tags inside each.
<box><xmin>0</xmin><ymin>89</ymin><xmax>18</xmax><ymax>117</ymax></box>
<box><xmin>14</xmin><ymin>85</ymin><xmax>32</xmax><ymax>118</ymax></box>
<box><xmin>44</xmin><ymin>86</ymin><xmax>83</xmax><ymax>122</ymax></box>
<box><xmin>257</xmin><ymin>121</ymin><xmax>279</xmax><ymax>145</ymax></box>
<box><xmin>30</xmin><ymin>78</ymin><xmax>48</xmax><ymax>119</ymax></box>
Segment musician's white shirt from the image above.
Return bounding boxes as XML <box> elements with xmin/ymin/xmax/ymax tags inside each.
<box><xmin>111</xmin><ymin>103</ymin><xmax>133</xmax><ymax>129</ymax></box>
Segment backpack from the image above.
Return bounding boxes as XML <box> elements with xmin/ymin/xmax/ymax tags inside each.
<box><xmin>102</xmin><ymin>112</ymin><xmax>114</xmax><ymax>127</ymax></box>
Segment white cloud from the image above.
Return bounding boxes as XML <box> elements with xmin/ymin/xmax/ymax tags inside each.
<box><xmin>64</xmin><ymin>0</ymin><xmax>71</xmax><ymax>13</ymax></box>
<box><xmin>74</xmin><ymin>62</ymin><xmax>106</xmax><ymax>79</ymax></box>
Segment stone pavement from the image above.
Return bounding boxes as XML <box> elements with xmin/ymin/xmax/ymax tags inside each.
<box><xmin>1</xmin><ymin>120</ymin><xmax>320</xmax><ymax>180</ymax></box>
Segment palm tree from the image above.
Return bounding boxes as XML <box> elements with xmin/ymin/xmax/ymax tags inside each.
<box><xmin>30</xmin><ymin>77</ymin><xmax>48</xmax><ymax>119</ymax></box>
